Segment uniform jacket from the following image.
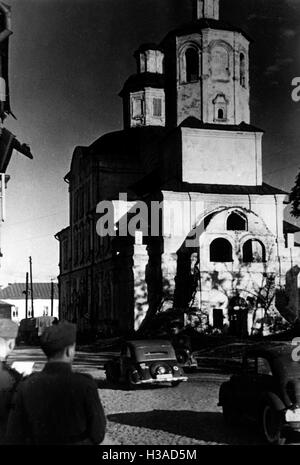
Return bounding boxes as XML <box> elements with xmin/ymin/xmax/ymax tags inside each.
<box><xmin>5</xmin><ymin>361</ymin><xmax>106</xmax><ymax>445</ymax></box>
<box><xmin>0</xmin><ymin>361</ymin><xmax>22</xmax><ymax>441</ymax></box>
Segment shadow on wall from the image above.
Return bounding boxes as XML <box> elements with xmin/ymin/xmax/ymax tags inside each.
<box><xmin>277</xmin><ymin>265</ymin><xmax>300</xmax><ymax>323</ymax></box>
<box><xmin>107</xmin><ymin>409</ymin><xmax>263</xmax><ymax>445</ymax></box>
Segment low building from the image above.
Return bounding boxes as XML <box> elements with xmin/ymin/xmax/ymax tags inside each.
<box><xmin>0</xmin><ymin>282</ymin><xmax>59</xmax><ymax>323</ymax></box>
<box><xmin>0</xmin><ymin>299</ymin><xmax>12</xmax><ymax>318</ymax></box>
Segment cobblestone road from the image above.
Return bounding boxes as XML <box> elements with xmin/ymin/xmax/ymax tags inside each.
<box><xmin>10</xmin><ymin>347</ymin><xmax>263</xmax><ymax>445</ymax></box>
<box><xmin>100</xmin><ymin>379</ymin><xmax>263</xmax><ymax>445</ymax></box>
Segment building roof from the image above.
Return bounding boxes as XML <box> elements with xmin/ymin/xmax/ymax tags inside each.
<box><xmin>119</xmin><ymin>72</ymin><xmax>165</xmax><ymax>97</ymax></box>
<box><xmin>130</xmin><ymin>167</ymin><xmax>287</xmax><ymax>197</ymax></box>
<box><xmin>283</xmin><ymin>221</ymin><xmax>300</xmax><ymax>234</ymax></box>
<box><xmin>55</xmin><ymin>226</ymin><xmax>70</xmax><ymax>240</ymax></box>
<box><xmin>161</xmin><ymin>18</ymin><xmax>252</xmax><ymax>44</ymax></box>
<box><xmin>134</xmin><ymin>43</ymin><xmax>164</xmax><ymax>55</ymax></box>
<box><xmin>179</xmin><ymin>117</ymin><xmax>264</xmax><ymax>133</ymax></box>
<box><xmin>88</xmin><ymin>126</ymin><xmax>166</xmax><ymax>174</ymax></box>
<box><xmin>0</xmin><ymin>300</ymin><xmax>12</xmax><ymax>307</ymax></box>
<box><xmin>176</xmin><ymin>182</ymin><xmax>287</xmax><ymax>196</ymax></box>
<box><xmin>0</xmin><ymin>283</ymin><xmax>58</xmax><ymax>300</ymax></box>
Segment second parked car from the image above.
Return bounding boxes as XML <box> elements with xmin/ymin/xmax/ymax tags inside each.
<box><xmin>105</xmin><ymin>339</ymin><xmax>188</xmax><ymax>388</ymax></box>
<box><xmin>218</xmin><ymin>342</ymin><xmax>300</xmax><ymax>444</ymax></box>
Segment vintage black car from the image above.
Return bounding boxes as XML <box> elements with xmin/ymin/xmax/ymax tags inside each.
<box><xmin>105</xmin><ymin>340</ymin><xmax>188</xmax><ymax>388</ymax></box>
<box><xmin>218</xmin><ymin>342</ymin><xmax>300</xmax><ymax>444</ymax></box>
<box><xmin>16</xmin><ymin>318</ymin><xmax>39</xmax><ymax>345</ymax></box>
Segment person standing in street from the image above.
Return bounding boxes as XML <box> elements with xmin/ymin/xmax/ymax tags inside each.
<box><xmin>5</xmin><ymin>321</ymin><xmax>106</xmax><ymax>445</ymax></box>
<box><xmin>0</xmin><ymin>319</ymin><xmax>22</xmax><ymax>442</ymax></box>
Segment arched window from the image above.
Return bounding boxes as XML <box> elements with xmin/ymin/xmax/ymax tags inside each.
<box><xmin>210</xmin><ymin>238</ymin><xmax>233</xmax><ymax>262</ymax></box>
<box><xmin>185</xmin><ymin>48</ymin><xmax>199</xmax><ymax>82</ymax></box>
<box><xmin>243</xmin><ymin>240</ymin><xmax>266</xmax><ymax>263</ymax></box>
<box><xmin>213</xmin><ymin>93</ymin><xmax>228</xmax><ymax>121</ymax></box>
<box><xmin>227</xmin><ymin>212</ymin><xmax>247</xmax><ymax>231</ymax></box>
<box><xmin>218</xmin><ymin>109</ymin><xmax>224</xmax><ymax>119</ymax></box>
<box><xmin>240</xmin><ymin>53</ymin><xmax>246</xmax><ymax>87</ymax></box>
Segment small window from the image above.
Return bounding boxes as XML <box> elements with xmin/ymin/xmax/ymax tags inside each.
<box><xmin>257</xmin><ymin>357</ymin><xmax>272</xmax><ymax>376</ymax></box>
<box><xmin>132</xmin><ymin>98</ymin><xmax>143</xmax><ymax>118</ymax></box>
<box><xmin>210</xmin><ymin>238</ymin><xmax>233</xmax><ymax>262</ymax></box>
<box><xmin>243</xmin><ymin>240</ymin><xmax>266</xmax><ymax>263</ymax></box>
<box><xmin>213</xmin><ymin>94</ymin><xmax>228</xmax><ymax>122</ymax></box>
<box><xmin>227</xmin><ymin>212</ymin><xmax>247</xmax><ymax>231</ymax></box>
<box><xmin>153</xmin><ymin>98</ymin><xmax>162</xmax><ymax>117</ymax></box>
<box><xmin>185</xmin><ymin>48</ymin><xmax>199</xmax><ymax>83</ymax></box>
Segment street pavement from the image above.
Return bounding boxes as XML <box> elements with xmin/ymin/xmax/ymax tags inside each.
<box><xmin>8</xmin><ymin>346</ymin><xmax>265</xmax><ymax>445</ymax></box>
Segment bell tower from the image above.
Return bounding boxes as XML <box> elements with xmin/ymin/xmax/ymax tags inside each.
<box><xmin>195</xmin><ymin>0</ymin><xmax>219</xmax><ymax>20</ymax></box>
<box><xmin>171</xmin><ymin>0</ymin><xmax>250</xmax><ymax>126</ymax></box>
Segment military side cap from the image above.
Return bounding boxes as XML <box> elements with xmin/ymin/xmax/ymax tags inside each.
<box><xmin>0</xmin><ymin>318</ymin><xmax>19</xmax><ymax>338</ymax></box>
<box><xmin>40</xmin><ymin>321</ymin><xmax>76</xmax><ymax>354</ymax></box>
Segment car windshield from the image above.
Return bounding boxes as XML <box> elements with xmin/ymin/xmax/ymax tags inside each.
<box><xmin>135</xmin><ymin>346</ymin><xmax>176</xmax><ymax>362</ymax></box>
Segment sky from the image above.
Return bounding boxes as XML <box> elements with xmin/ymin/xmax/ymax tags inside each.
<box><xmin>0</xmin><ymin>0</ymin><xmax>299</xmax><ymax>285</ymax></box>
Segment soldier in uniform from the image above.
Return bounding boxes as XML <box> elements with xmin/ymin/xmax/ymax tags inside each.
<box><xmin>6</xmin><ymin>321</ymin><xmax>106</xmax><ymax>445</ymax></box>
<box><xmin>0</xmin><ymin>319</ymin><xmax>21</xmax><ymax>442</ymax></box>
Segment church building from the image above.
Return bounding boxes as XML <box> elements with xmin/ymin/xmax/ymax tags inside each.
<box><xmin>56</xmin><ymin>0</ymin><xmax>300</xmax><ymax>337</ymax></box>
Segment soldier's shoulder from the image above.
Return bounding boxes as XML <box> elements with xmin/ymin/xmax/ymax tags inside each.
<box><xmin>73</xmin><ymin>371</ymin><xmax>96</xmax><ymax>386</ymax></box>
<box><xmin>4</xmin><ymin>364</ymin><xmax>23</xmax><ymax>383</ymax></box>
<box><xmin>18</xmin><ymin>371</ymin><xmax>41</xmax><ymax>387</ymax></box>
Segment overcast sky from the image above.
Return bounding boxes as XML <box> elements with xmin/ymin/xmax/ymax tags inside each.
<box><xmin>0</xmin><ymin>0</ymin><xmax>299</xmax><ymax>285</ymax></box>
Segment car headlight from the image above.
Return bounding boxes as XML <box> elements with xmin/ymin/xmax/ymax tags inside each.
<box><xmin>157</xmin><ymin>366</ymin><xmax>166</xmax><ymax>375</ymax></box>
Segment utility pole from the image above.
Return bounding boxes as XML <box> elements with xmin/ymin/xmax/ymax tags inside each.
<box><xmin>25</xmin><ymin>271</ymin><xmax>28</xmax><ymax>319</ymax></box>
<box><xmin>29</xmin><ymin>256</ymin><xmax>34</xmax><ymax>318</ymax></box>
<box><xmin>51</xmin><ymin>279</ymin><xmax>54</xmax><ymax>317</ymax></box>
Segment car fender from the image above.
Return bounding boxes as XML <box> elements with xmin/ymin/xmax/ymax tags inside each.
<box><xmin>218</xmin><ymin>381</ymin><xmax>233</xmax><ymax>405</ymax></box>
<box><xmin>261</xmin><ymin>392</ymin><xmax>286</xmax><ymax>412</ymax></box>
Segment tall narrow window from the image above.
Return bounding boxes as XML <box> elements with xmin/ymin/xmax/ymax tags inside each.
<box><xmin>140</xmin><ymin>53</ymin><xmax>146</xmax><ymax>73</ymax></box>
<box><xmin>210</xmin><ymin>238</ymin><xmax>233</xmax><ymax>262</ymax></box>
<box><xmin>132</xmin><ymin>98</ymin><xmax>143</xmax><ymax>118</ymax></box>
<box><xmin>240</xmin><ymin>53</ymin><xmax>246</xmax><ymax>87</ymax></box>
<box><xmin>185</xmin><ymin>48</ymin><xmax>199</xmax><ymax>82</ymax></box>
<box><xmin>153</xmin><ymin>98</ymin><xmax>162</xmax><ymax>117</ymax></box>
<box><xmin>218</xmin><ymin>109</ymin><xmax>224</xmax><ymax>119</ymax></box>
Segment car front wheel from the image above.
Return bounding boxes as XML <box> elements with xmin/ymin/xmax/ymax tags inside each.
<box><xmin>261</xmin><ymin>403</ymin><xmax>286</xmax><ymax>445</ymax></box>
<box><xmin>126</xmin><ymin>370</ymin><xmax>138</xmax><ymax>390</ymax></box>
